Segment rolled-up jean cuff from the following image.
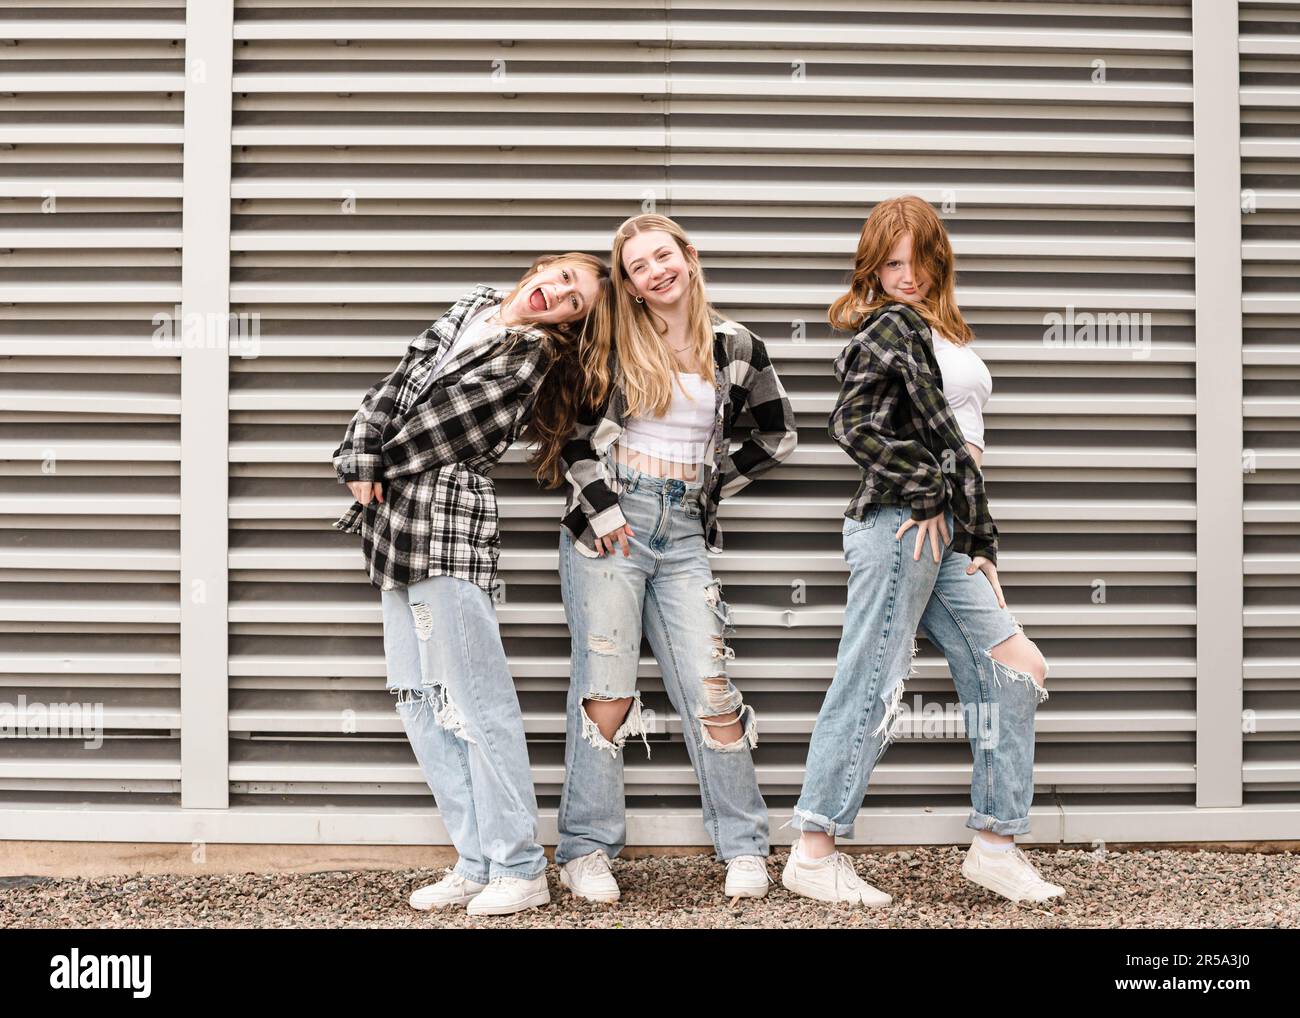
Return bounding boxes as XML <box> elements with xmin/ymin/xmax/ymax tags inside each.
<box><xmin>453</xmin><ymin>859</ymin><xmax>490</xmax><ymax>885</ymax></box>
<box><xmin>966</xmin><ymin>810</ymin><xmax>1032</xmax><ymax>837</ymax></box>
<box><xmin>786</xmin><ymin>807</ymin><xmax>855</xmax><ymax>839</ymax></box>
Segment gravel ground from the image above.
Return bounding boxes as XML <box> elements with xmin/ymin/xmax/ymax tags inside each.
<box><xmin>1</xmin><ymin>846</ymin><xmax>1296</xmax><ymax>928</ymax></box>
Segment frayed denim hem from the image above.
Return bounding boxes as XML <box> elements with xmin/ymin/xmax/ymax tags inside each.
<box><xmin>780</xmin><ymin>807</ymin><xmax>855</xmax><ymax>839</ymax></box>
<box><xmin>966</xmin><ymin>810</ymin><xmax>1032</xmax><ymax>837</ymax></box>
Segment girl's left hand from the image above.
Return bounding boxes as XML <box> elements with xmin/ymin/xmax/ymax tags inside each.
<box><xmin>967</xmin><ymin>556</ymin><xmax>1005</xmax><ymax>608</ymax></box>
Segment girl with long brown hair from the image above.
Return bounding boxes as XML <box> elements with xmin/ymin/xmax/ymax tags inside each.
<box><xmin>333</xmin><ymin>254</ymin><xmax>611</xmax><ymax>916</ymax></box>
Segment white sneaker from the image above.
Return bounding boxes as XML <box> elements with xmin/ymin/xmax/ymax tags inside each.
<box><xmin>781</xmin><ymin>840</ymin><xmax>892</xmax><ymax>907</ymax></box>
<box><xmin>408</xmin><ymin>868</ymin><xmax>486</xmax><ymax>910</ymax></box>
<box><xmin>961</xmin><ymin>837</ymin><xmax>1065</xmax><ymax>904</ymax></box>
<box><xmin>559</xmin><ymin>851</ymin><xmax>620</xmax><ymax>903</ymax></box>
<box><xmin>465</xmin><ymin>873</ymin><xmax>551</xmax><ymax>916</ymax></box>
<box><xmin>724</xmin><ymin>855</ymin><xmax>772</xmax><ymax>899</ymax></box>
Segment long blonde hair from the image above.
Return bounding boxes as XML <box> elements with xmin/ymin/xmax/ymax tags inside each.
<box><xmin>609</xmin><ymin>213</ymin><xmax>717</xmax><ymax>418</ymax></box>
<box><xmin>517</xmin><ymin>252</ymin><xmax>615</xmax><ymax>488</ymax></box>
<box><xmin>828</xmin><ymin>195</ymin><xmax>973</xmax><ymax>345</ymax></box>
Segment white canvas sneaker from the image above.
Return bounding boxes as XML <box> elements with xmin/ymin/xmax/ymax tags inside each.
<box><xmin>781</xmin><ymin>841</ymin><xmax>892</xmax><ymax>907</ymax></box>
<box><xmin>408</xmin><ymin>869</ymin><xmax>486</xmax><ymax>910</ymax></box>
<box><xmin>465</xmin><ymin>873</ymin><xmax>552</xmax><ymax>916</ymax></box>
<box><xmin>559</xmin><ymin>850</ymin><xmax>621</xmax><ymax>903</ymax></box>
<box><xmin>961</xmin><ymin>837</ymin><xmax>1065</xmax><ymax>904</ymax></box>
<box><xmin>724</xmin><ymin>855</ymin><xmax>772</xmax><ymax>899</ymax></box>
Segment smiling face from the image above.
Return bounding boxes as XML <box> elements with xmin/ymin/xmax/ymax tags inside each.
<box><xmin>508</xmin><ymin>261</ymin><xmax>602</xmax><ymax>326</ymax></box>
<box><xmin>620</xmin><ymin>229</ymin><xmax>696</xmax><ymax>310</ymax></box>
<box><xmin>876</xmin><ymin>232</ymin><xmax>933</xmax><ymax>304</ymax></box>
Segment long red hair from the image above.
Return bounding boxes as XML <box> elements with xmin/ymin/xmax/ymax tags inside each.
<box><xmin>828</xmin><ymin>195</ymin><xmax>973</xmax><ymax>345</ymax></box>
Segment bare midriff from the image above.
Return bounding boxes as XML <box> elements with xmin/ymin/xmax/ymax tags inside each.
<box><xmin>612</xmin><ymin>439</ymin><xmax>703</xmax><ymax>483</ymax></box>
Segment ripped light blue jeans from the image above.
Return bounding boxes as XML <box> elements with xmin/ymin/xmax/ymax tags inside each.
<box><xmin>792</xmin><ymin>505</ymin><xmax>1049</xmax><ymax>839</ymax></box>
<box><xmin>381</xmin><ymin>572</ymin><xmax>547</xmax><ymax>882</ymax></box>
<box><xmin>555</xmin><ymin>461</ymin><xmax>769</xmax><ymax>865</ymax></box>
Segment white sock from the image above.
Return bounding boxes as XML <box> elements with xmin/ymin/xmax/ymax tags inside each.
<box><xmin>976</xmin><ymin>833</ymin><xmax>1014</xmax><ymax>853</ymax></box>
<box><xmin>796</xmin><ymin>839</ymin><xmax>833</xmax><ymax>864</ymax></box>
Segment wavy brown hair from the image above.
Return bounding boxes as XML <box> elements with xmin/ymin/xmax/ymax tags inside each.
<box><xmin>828</xmin><ymin>194</ymin><xmax>973</xmax><ymax>345</ymax></box>
<box><xmin>519</xmin><ymin>252</ymin><xmax>615</xmax><ymax>489</ymax></box>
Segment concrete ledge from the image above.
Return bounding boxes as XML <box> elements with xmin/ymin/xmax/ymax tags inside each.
<box><xmin>4</xmin><ymin>836</ymin><xmax>1299</xmax><ymax>879</ymax></box>
<box><xmin>0</xmin><ymin>803</ymin><xmax>1298</xmax><ymax>876</ymax></box>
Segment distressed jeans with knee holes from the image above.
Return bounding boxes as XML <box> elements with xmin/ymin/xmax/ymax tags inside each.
<box><xmin>554</xmin><ymin>461</ymin><xmax>769</xmax><ymax>865</ymax></box>
<box><xmin>381</xmin><ymin>573</ymin><xmax>547</xmax><ymax>882</ymax></box>
<box><xmin>791</xmin><ymin>506</ymin><xmax>1049</xmax><ymax>839</ymax></box>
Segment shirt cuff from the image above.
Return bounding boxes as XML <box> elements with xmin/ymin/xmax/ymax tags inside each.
<box><xmin>589</xmin><ymin>503</ymin><xmax>628</xmax><ymax>539</ymax></box>
<box><xmin>910</xmin><ymin>494</ymin><xmax>946</xmax><ymax>521</ymax></box>
<box><xmin>957</xmin><ymin>533</ymin><xmax>998</xmax><ymax>565</ymax></box>
<box><xmin>337</xmin><ymin>451</ymin><xmax>383</xmax><ymax>483</ymax></box>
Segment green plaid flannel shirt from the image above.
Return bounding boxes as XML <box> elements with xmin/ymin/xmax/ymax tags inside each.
<box><xmin>829</xmin><ymin>301</ymin><xmax>998</xmax><ymax>564</ymax></box>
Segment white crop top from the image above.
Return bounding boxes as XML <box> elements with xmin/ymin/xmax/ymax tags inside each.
<box><xmin>619</xmin><ymin>370</ymin><xmax>715</xmax><ymax>464</ymax></box>
<box><xmin>931</xmin><ymin>331</ymin><xmax>992</xmax><ymax>450</ymax></box>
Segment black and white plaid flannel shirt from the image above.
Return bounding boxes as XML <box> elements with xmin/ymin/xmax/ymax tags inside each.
<box><xmin>558</xmin><ymin>314</ymin><xmax>798</xmax><ymax>557</ymax></box>
<box><xmin>332</xmin><ymin>284</ymin><xmax>553</xmax><ymax>591</ymax></box>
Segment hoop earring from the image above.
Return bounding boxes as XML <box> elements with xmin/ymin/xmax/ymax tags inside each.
<box><xmin>634</xmin><ymin>295</ymin><xmax>644</xmax><ymax>304</ymax></box>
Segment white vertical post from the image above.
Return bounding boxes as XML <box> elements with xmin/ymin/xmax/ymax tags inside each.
<box><xmin>1192</xmin><ymin>0</ymin><xmax>1244</xmax><ymax>807</ymax></box>
<box><xmin>179</xmin><ymin>0</ymin><xmax>233</xmax><ymax>807</ymax></box>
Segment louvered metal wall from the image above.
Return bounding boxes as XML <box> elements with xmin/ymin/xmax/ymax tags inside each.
<box><xmin>1241</xmin><ymin>0</ymin><xmax>1300</xmax><ymax>803</ymax></box>
<box><xmin>1</xmin><ymin>0</ymin><xmax>1294</xmax><ymax>847</ymax></box>
<box><xmin>0</xmin><ymin>1</ymin><xmax>189</xmax><ymax>817</ymax></box>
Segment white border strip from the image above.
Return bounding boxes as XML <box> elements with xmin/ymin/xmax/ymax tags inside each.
<box><xmin>1191</xmin><ymin>0</ymin><xmax>1245</xmax><ymax>807</ymax></box>
<box><xmin>179</xmin><ymin>0</ymin><xmax>235</xmax><ymax>808</ymax></box>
